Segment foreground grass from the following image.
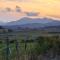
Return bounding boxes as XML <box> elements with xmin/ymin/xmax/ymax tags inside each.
<box><xmin>0</xmin><ymin>31</ymin><xmax>60</xmax><ymax>60</ymax></box>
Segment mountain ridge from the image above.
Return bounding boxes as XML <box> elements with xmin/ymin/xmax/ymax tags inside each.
<box><xmin>2</xmin><ymin>17</ymin><xmax>60</xmax><ymax>32</ymax></box>
<box><xmin>5</xmin><ymin>17</ymin><xmax>58</xmax><ymax>26</ymax></box>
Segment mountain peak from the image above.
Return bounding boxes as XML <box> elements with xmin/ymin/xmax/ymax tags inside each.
<box><xmin>5</xmin><ymin>17</ymin><xmax>60</xmax><ymax>26</ymax></box>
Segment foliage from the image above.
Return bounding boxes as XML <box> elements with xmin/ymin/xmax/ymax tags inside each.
<box><xmin>0</xmin><ymin>33</ymin><xmax>60</xmax><ymax>60</ymax></box>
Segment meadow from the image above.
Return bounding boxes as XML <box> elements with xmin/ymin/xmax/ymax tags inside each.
<box><xmin>0</xmin><ymin>30</ymin><xmax>60</xmax><ymax>60</ymax></box>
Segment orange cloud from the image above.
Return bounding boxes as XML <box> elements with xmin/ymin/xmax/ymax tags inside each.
<box><xmin>0</xmin><ymin>1</ymin><xmax>60</xmax><ymax>19</ymax></box>
<box><xmin>48</xmin><ymin>15</ymin><xmax>60</xmax><ymax>19</ymax></box>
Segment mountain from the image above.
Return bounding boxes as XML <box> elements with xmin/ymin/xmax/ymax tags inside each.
<box><xmin>2</xmin><ymin>17</ymin><xmax>60</xmax><ymax>32</ymax></box>
<box><xmin>6</xmin><ymin>17</ymin><xmax>60</xmax><ymax>26</ymax></box>
<box><xmin>4</xmin><ymin>23</ymin><xmax>45</xmax><ymax>30</ymax></box>
<box><xmin>0</xmin><ymin>22</ymin><xmax>6</xmax><ymax>25</ymax></box>
<box><xmin>6</xmin><ymin>17</ymin><xmax>56</xmax><ymax>26</ymax></box>
<box><xmin>42</xmin><ymin>26</ymin><xmax>60</xmax><ymax>32</ymax></box>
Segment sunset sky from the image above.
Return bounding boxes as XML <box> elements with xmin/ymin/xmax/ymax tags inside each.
<box><xmin>0</xmin><ymin>0</ymin><xmax>60</xmax><ymax>22</ymax></box>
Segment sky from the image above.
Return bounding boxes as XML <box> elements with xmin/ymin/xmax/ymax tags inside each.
<box><xmin>0</xmin><ymin>0</ymin><xmax>60</xmax><ymax>22</ymax></box>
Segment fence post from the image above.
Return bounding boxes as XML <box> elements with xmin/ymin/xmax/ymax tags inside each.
<box><xmin>15</xmin><ymin>39</ymin><xmax>20</xmax><ymax>60</ymax></box>
<box><xmin>5</xmin><ymin>36</ymin><xmax>10</xmax><ymax>60</ymax></box>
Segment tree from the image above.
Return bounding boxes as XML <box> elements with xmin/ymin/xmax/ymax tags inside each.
<box><xmin>0</xmin><ymin>26</ymin><xmax>3</xmax><ymax>29</ymax></box>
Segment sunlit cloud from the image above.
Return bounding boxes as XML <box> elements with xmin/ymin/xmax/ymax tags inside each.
<box><xmin>48</xmin><ymin>14</ymin><xmax>60</xmax><ymax>19</ymax></box>
<box><xmin>25</xmin><ymin>11</ymin><xmax>40</xmax><ymax>16</ymax></box>
<box><xmin>0</xmin><ymin>0</ymin><xmax>31</xmax><ymax>2</ymax></box>
<box><xmin>0</xmin><ymin>5</ymin><xmax>22</xmax><ymax>13</ymax></box>
<box><xmin>15</xmin><ymin>6</ymin><xmax>22</xmax><ymax>12</ymax></box>
<box><xmin>0</xmin><ymin>0</ymin><xmax>60</xmax><ymax>21</ymax></box>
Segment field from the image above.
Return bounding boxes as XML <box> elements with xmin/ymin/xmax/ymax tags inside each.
<box><xmin>0</xmin><ymin>30</ymin><xmax>60</xmax><ymax>60</ymax></box>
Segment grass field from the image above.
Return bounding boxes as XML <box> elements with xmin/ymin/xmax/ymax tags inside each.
<box><xmin>0</xmin><ymin>30</ymin><xmax>60</xmax><ymax>60</ymax></box>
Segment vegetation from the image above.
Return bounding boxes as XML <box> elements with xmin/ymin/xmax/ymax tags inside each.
<box><xmin>0</xmin><ymin>30</ymin><xmax>60</xmax><ymax>60</ymax></box>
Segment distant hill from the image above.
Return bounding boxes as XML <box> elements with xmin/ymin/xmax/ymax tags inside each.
<box><xmin>5</xmin><ymin>17</ymin><xmax>60</xmax><ymax>26</ymax></box>
<box><xmin>4</xmin><ymin>23</ymin><xmax>60</xmax><ymax>32</ymax></box>
<box><xmin>5</xmin><ymin>17</ymin><xmax>56</xmax><ymax>26</ymax></box>
<box><xmin>2</xmin><ymin>17</ymin><xmax>60</xmax><ymax>32</ymax></box>
<box><xmin>42</xmin><ymin>26</ymin><xmax>60</xmax><ymax>32</ymax></box>
<box><xmin>0</xmin><ymin>26</ymin><xmax>3</xmax><ymax>29</ymax></box>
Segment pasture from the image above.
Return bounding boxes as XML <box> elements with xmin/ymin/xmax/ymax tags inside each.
<box><xmin>0</xmin><ymin>30</ymin><xmax>60</xmax><ymax>60</ymax></box>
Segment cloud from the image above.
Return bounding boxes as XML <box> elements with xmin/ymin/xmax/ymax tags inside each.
<box><xmin>1</xmin><ymin>7</ymin><xmax>13</xmax><ymax>12</ymax></box>
<box><xmin>1</xmin><ymin>5</ymin><xmax>22</xmax><ymax>13</ymax></box>
<box><xmin>5</xmin><ymin>7</ymin><xmax>13</xmax><ymax>12</ymax></box>
<box><xmin>15</xmin><ymin>5</ymin><xmax>22</xmax><ymax>12</ymax></box>
<box><xmin>25</xmin><ymin>11</ymin><xmax>39</xmax><ymax>16</ymax></box>
<box><xmin>0</xmin><ymin>0</ymin><xmax>31</xmax><ymax>2</ymax></box>
<box><xmin>48</xmin><ymin>14</ymin><xmax>60</xmax><ymax>19</ymax></box>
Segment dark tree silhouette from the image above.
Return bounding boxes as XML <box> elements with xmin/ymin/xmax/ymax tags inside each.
<box><xmin>0</xmin><ymin>26</ymin><xmax>3</xmax><ymax>29</ymax></box>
